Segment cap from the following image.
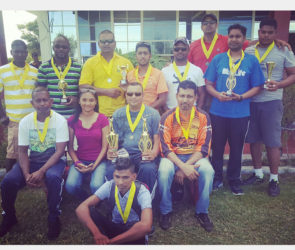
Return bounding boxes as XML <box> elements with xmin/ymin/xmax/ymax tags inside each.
<box><xmin>201</xmin><ymin>13</ymin><xmax>217</xmax><ymax>23</ymax></box>
<box><xmin>173</xmin><ymin>37</ymin><xmax>190</xmax><ymax>46</ymax></box>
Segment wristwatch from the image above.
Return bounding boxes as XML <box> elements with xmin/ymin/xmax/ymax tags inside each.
<box><xmin>238</xmin><ymin>95</ymin><xmax>243</xmax><ymax>102</ymax></box>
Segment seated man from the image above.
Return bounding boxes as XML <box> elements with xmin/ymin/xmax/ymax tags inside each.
<box><xmin>158</xmin><ymin>80</ymin><xmax>214</xmax><ymax>232</ymax></box>
<box><xmin>106</xmin><ymin>82</ymin><xmax>160</xmax><ymax>193</ymax></box>
<box><xmin>0</xmin><ymin>86</ymin><xmax>69</xmax><ymax>239</ymax></box>
<box><xmin>75</xmin><ymin>157</ymin><xmax>152</xmax><ymax>245</ymax></box>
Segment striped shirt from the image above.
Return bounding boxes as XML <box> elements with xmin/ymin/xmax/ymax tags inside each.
<box><xmin>0</xmin><ymin>63</ymin><xmax>38</xmax><ymax>122</ymax></box>
<box><xmin>159</xmin><ymin>106</ymin><xmax>212</xmax><ymax>157</ymax></box>
<box><xmin>37</xmin><ymin>58</ymin><xmax>82</xmax><ymax>117</ymax></box>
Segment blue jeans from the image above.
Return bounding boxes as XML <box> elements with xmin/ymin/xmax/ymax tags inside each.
<box><xmin>0</xmin><ymin>160</ymin><xmax>65</xmax><ymax>223</ymax></box>
<box><xmin>158</xmin><ymin>155</ymin><xmax>214</xmax><ymax>215</ymax></box>
<box><xmin>65</xmin><ymin>160</ymin><xmax>106</xmax><ymax>200</ymax></box>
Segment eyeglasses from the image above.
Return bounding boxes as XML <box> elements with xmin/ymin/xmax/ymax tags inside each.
<box><xmin>79</xmin><ymin>88</ymin><xmax>96</xmax><ymax>94</ymax></box>
<box><xmin>126</xmin><ymin>92</ymin><xmax>142</xmax><ymax>97</ymax></box>
<box><xmin>202</xmin><ymin>21</ymin><xmax>217</xmax><ymax>26</ymax></box>
<box><xmin>174</xmin><ymin>47</ymin><xmax>187</xmax><ymax>52</ymax></box>
<box><xmin>54</xmin><ymin>45</ymin><xmax>69</xmax><ymax>49</ymax></box>
<box><xmin>99</xmin><ymin>39</ymin><xmax>115</xmax><ymax>44</ymax></box>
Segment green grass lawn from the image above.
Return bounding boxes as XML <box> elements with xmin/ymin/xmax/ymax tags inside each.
<box><xmin>0</xmin><ymin>173</ymin><xmax>294</xmax><ymax>245</ymax></box>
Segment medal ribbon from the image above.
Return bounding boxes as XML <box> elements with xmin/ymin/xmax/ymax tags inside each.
<box><xmin>51</xmin><ymin>57</ymin><xmax>72</xmax><ymax>81</ymax></box>
<box><xmin>201</xmin><ymin>33</ymin><xmax>219</xmax><ymax>59</ymax></box>
<box><xmin>254</xmin><ymin>41</ymin><xmax>275</xmax><ymax>63</ymax></box>
<box><xmin>135</xmin><ymin>64</ymin><xmax>152</xmax><ymax>90</ymax></box>
<box><xmin>115</xmin><ymin>182</ymin><xmax>136</xmax><ymax>224</ymax></box>
<box><xmin>173</xmin><ymin>61</ymin><xmax>190</xmax><ymax>82</ymax></box>
<box><xmin>33</xmin><ymin>110</ymin><xmax>52</xmax><ymax>143</ymax></box>
<box><xmin>99</xmin><ymin>52</ymin><xmax>115</xmax><ymax>77</ymax></box>
<box><xmin>175</xmin><ymin>106</ymin><xmax>195</xmax><ymax>140</ymax></box>
<box><xmin>126</xmin><ymin>104</ymin><xmax>145</xmax><ymax>133</ymax></box>
<box><xmin>227</xmin><ymin>50</ymin><xmax>245</xmax><ymax>74</ymax></box>
<box><xmin>10</xmin><ymin>61</ymin><xmax>30</xmax><ymax>89</ymax></box>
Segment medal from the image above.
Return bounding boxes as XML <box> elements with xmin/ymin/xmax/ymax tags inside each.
<box><xmin>130</xmin><ymin>135</ymin><xmax>134</xmax><ymax>140</ymax></box>
<box><xmin>107</xmin><ymin>78</ymin><xmax>112</xmax><ymax>83</ymax></box>
<box><xmin>205</xmin><ymin>62</ymin><xmax>210</xmax><ymax>66</ymax></box>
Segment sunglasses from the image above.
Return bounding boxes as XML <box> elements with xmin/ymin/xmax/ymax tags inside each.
<box><xmin>99</xmin><ymin>39</ymin><xmax>115</xmax><ymax>44</ymax></box>
<box><xmin>126</xmin><ymin>92</ymin><xmax>142</xmax><ymax>97</ymax></box>
<box><xmin>54</xmin><ymin>45</ymin><xmax>69</xmax><ymax>49</ymax></box>
<box><xmin>174</xmin><ymin>47</ymin><xmax>187</xmax><ymax>52</ymax></box>
<box><xmin>202</xmin><ymin>21</ymin><xmax>217</xmax><ymax>26</ymax></box>
<box><xmin>79</xmin><ymin>88</ymin><xmax>96</xmax><ymax>94</ymax></box>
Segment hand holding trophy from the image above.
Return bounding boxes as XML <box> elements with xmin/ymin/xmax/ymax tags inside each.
<box><xmin>58</xmin><ymin>79</ymin><xmax>68</xmax><ymax>104</ymax></box>
<box><xmin>225</xmin><ymin>70</ymin><xmax>237</xmax><ymax>96</ymax></box>
<box><xmin>265</xmin><ymin>61</ymin><xmax>276</xmax><ymax>89</ymax></box>
<box><xmin>138</xmin><ymin>117</ymin><xmax>153</xmax><ymax>162</ymax></box>
<box><xmin>107</xmin><ymin>118</ymin><xmax>119</xmax><ymax>163</ymax></box>
<box><xmin>118</xmin><ymin>64</ymin><xmax>129</xmax><ymax>90</ymax></box>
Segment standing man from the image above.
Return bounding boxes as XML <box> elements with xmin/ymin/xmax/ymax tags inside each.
<box><xmin>204</xmin><ymin>24</ymin><xmax>265</xmax><ymax>195</ymax></box>
<box><xmin>106</xmin><ymin>82</ymin><xmax>160</xmax><ymax>193</ymax></box>
<box><xmin>127</xmin><ymin>41</ymin><xmax>168</xmax><ymax>112</ymax></box>
<box><xmin>242</xmin><ymin>19</ymin><xmax>295</xmax><ymax>196</ymax></box>
<box><xmin>0</xmin><ymin>86</ymin><xmax>69</xmax><ymax>239</ymax></box>
<box><xmin>79</xmin><ymin>30</ymin><xmax>134</xmax><ymax>117</ymax></box>
<box><xmin>158</xmin><ymin>80</ymin><xmax>214</xmax><ymax>232</ymax></box>
<box><xmin>30</xmin><ymin>52</ymin><xmax>42</xmax><ymax>69</ymax></box>
<box><xmin>162</xmin><ymin>37</ymin><xmax>205</xmax><ymax>110</ymax></box>
<box><xmin>0</xmin><ymin>40</ymin><xmax>38</xmax><ymax>172</ymax></box>
<box><xmin>37</xmin><ymin>35</ymin><xmax>82</xmax><ymax>118</ymax></box>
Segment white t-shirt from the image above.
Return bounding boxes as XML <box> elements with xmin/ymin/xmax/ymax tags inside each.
<box><xmin>162</xmin><ymin>62</ymin><xmax>205</xmax><ymax>109</ymax></box>
<box><xmin>18</xmin><ymin>110</ymin><xmax>69</xmax><ymax>163</ymax></box>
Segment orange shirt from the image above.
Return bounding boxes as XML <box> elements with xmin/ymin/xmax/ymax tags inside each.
<box><xmin>159</xmin><ymin>106</ymin><xmax>212</xmax><ymax>157</ymax></box>
<box><xmin>127</xmin><ymin>66</ymin><xmax>168</xmax><ymax>106</ymax></box>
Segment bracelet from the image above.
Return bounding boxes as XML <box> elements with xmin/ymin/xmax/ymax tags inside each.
<box><xmin>238</xmin><ymin>95</ymin><xmax>243</xmax><ymax>102</ymax></box>
<box><xmin>74</xmin><ymin>160</ymin><xmax>82</xmax><ymax>167</ymax></box>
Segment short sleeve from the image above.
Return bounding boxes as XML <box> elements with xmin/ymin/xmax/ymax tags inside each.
<box><xmin>204</xmin><ymin>56</ymin><xmax>218</xmax><ymax>83</ymax></box>
<box><xmin>284</xmin><ymin>49</ymin><xmax>295</xmax><ymax>68</ymax></box>
<box><xmin>99</xmin><ymin>114</ymin><xmax>109</xmax><ymax>128</ymax></box>
<box><xmin>94</xmin><ymin>180</ymin><xmax>112</xmax><ymax>200</ymax></box>
<box><xmin>56</xmin><ymin>115</ymin><xmax>69</xmax><ymax>143</ymax></box>
<box><xmin>67</xmin><ymin>115</ymin><xmax>75</xmax><ymax>129</ymax></box>
<box><xmin>156</xmin><ymin>70</ymin><xmax>168</xmax><ymax>94</ymax></box>
<box><xmin>249</xmin><ymin>56</ymin><xmax>265</xmax><ymax>88</ymax></box>
<box><xmin>79</xmin><ymin>59</ymin><xmax>94</xmax><ymax>85</ymax></box>
<box><xmin>151</xmin><ymin>110</ymin><xmax>161</xmax><ymax>135</ymax></box>
<box><xmin>137</xmin><ymin>184</ymin><xmax>152</xmax><ymax>210</ymax></box>
<box><xmin>18</xmin><ymin>117</ymin><xmax>29</xmax><ymax>146</ymax></box>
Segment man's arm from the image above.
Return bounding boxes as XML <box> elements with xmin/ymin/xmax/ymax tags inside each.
<box><xmin>109</xmin><ymin>208</ymin><xmax>152</xmax><ymax>244</ymax></box>
<box><xmin>150</xmin><ymin>92</ymin><xmax>167</xmax><ymax>110</ymax></box>
<box><xmin>197</xmin><ymin>86</ymin><xmax>206</xmax><ymax>109</ymax></box>
<box><xmin>247</xmin><ymin>39</ymin><xmax>292</xmax><ymax>51</ymax></box>
<box><xmin>231</xmin><ymin>86</ymin><xmax>261</xmax><ymax>101</ymax></box>
<box><xmin>267</xmin><ymin>67</ymin><xmax>295</xmax><ymax>91</ymax></box>
<box><xmin>79</xmin><ymin>84</ymin><xmax>122</xmax><ymax>98</ymax></box>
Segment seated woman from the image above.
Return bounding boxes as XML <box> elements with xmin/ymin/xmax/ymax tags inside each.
<box><xmin>65</xmin><ymin>87</ymin><xmax>109</xmax><ymax>201</ymax></box>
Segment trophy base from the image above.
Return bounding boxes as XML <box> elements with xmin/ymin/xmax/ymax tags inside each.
<box><xmin>60</xmin><ymin>98</ymin><xmax>68</xmax><ymax>104</ymax></box>
<box><xmin>141</xmin><ymin>156</ymin><xmax>151</xmax><ymax>162</ymax></box>
<box><xmin>264</xmin><ymin>84</ymin><xmax>269</xmax><ymax>89</ymax></box>
<box><xmin>226</xmin><ymin>90</ymin><xmax>232</xmax><ymax>96</ymax></box>
<box><xmin>120</xmin><ymin>80</ymin><xmax>127</xmax><ymax>85</ymax></box>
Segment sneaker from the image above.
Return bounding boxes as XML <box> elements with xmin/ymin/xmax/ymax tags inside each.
<box><xmin>212</xmin><ymin>179</ymin><xmax>223</xmax><ymax>191</ymax></box>
<box><xmin>47</xmin><ymin>218</ymin><xmax>61</xmax><ymax>240</ymax></box>
<box><xmin>268</xmin><ymin>180</ymin><xmax>280</xmax><ymax>197</ymax></box>
<box><xmin>195</xmin><ymin>213</ymin><xmax>214</xmax><ymax>232</ymax></box>
<box><xmin>242</xmin><ymin>173</ymin><xmax>264</xmax><ymax>185</ymax></box>
<box><xmin>159</xmin><ymin>213</ymin><xmax>172</xmax><ymax>230</ymax></box>
<box><xmin>0</xmin><ymin>214</ymin><xmax>18</xmax><ymax>237</ymax></box>
<box><xmin>230</xmin><ymin>184</ymin><xmax>244</xmax><ymax>196</ymax></box>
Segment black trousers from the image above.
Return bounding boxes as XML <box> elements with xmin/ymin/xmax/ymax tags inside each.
<box><xmin>210</xmin><ymin>114</ymin><xmax>249</xmax><ymax>185</ymax></box>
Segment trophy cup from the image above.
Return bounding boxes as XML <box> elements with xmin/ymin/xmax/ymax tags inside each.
<box><xmin>118</xmin><ymin>65</ymin><xmax>128</xmax><ymax>85</ymax></box>
<box><xmin>138</xmin><ymin>117</ymin><xmax>153</xmax><ymax>162</ymax></box>
<box><xmin>265</xmin><ymin>62</ymin><xmax>276</xmax><ymax>89</ymax></box>
<box><xmin>225</xmin><ymin>70</ymin><xmax>237</xmax><ymax>96</ymax></box>
<box><xmin>107</xmin><ymin>118</ymin><xmax>119</xmax><ymax>163</ymax></box>
<box><xmin>58</xmin><ymin>80</ymin><xmax>68</xmax><ymax>104</ymax></box>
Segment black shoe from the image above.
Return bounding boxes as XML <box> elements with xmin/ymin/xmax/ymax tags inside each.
<box><xmin>242</xmin><ymin>173</ymin><xmax>264</xmax><ymax>185</ymax></box>
<box><xmin>159</xmin><ymin>213</ymin><xmax>172</xmax><ymax>230</ymax></box>
<box><xmin>47</xmin><ymin>218</ymin><xmax>61</xmax><ymax>240</ymax></box>
<box><xmin>0</xmin><ymin>214</ymin><xmax>18</xmax><ymax>237</ymax></box>
<box><xmin>195</xmin><ymin>213</ymin><xmax>214</xmax><ymax>232</ymax></box>
<box><xmin>230</xmin><ymin>184</ymin><xmax>244</xmax><ymax>196</ymax></box>
<box><xmin>212</xmin><ymin>179</ymin><xmax>223</xmax><ymax>191</ymax></box>
<box><xmin>268</xmin><ymin>180</ymin><xmax>280</xmax><ymax>197</ymax></box>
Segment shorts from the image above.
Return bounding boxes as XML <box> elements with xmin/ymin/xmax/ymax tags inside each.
<box><xmin>245</xmin><ymin>100</ymin><xmax>283</xmax><ymax>148</ymax></box>
<box><xmin>6</xmin><ymin>120</ymin><xmax>19</xmax><ymax>159</ymax></box>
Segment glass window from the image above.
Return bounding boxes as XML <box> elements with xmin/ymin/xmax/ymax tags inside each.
<box><xmin>179</xmin><ymin>11</ymin><xmax>205</xmax><ymax>41</ymax></box>
<box><xmin>151</xmin><ymin>41</ymin><xmax>173</xmax><ymax>55</ymax></box>
<box><xmin>179</xmin><ymin>22</ymin><xmax>186</xmax><ymax>37</ymax></box>
<box><xmin>95</xmin><ymin>22</ymin><xmax>112</xmax><ymax>39</ymax></box>
<box><xmin>128</xmin><ymin>25</ymin><xmax>141</xmax><ymax>41</ymax></box>
<box><xmin>78</xmin><ymin>11</ymin><xmax>89</xmax><ymax>26</ymax></box>
<box><xmin>79</xmin><ymin>26</ymin><xmax>90</xmax><ymax>41</ymax></box>
<box><xmin>116</xmin><ymin>42</ymin><xmax>128</xmax><ymax>54</ymax></box>
<box><xmin>63</xmin><ymin>27</ymin><xmax>77</xmax><ymax>39</ymax></box>
<box><xmin>63</xmin><ymin>11</ymin><xmax>76</xmax><ymax>26</ymax></box>
<box><xmin>80</xmin><ymin>42</ymin><xmax>98</xmax><ymax>56</ymax></box>
<box><xmin>49</xmin><ymin>11</ymin><xmax>62</xmax><ymax>26</ymax></box>
<box><xmin>290</xmin><ymin>21</ymin><xmax>295</xmax><ymax>33</ymax></box>
<box><xmin>51</xmin><ymin>26</ymin><xmax>63</xmax><ymax>41</ymax></box>
<box><xmin>89</xmin><ymin>11</ymin><xmax>99</xmax><ymax>25</ymax></box>
<box><xmin>191</xmin><ymin>22</ymin><xmax>202</xmax><ymax>41</ymax></box>
<box><xmin>114</xmin><ymin>24</ymin><xmax>128</xmax><ymax>41</ymax></box>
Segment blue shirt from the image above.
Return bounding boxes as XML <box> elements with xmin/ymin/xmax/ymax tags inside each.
<box><xmin>204</xmin><ymin>52</ymin><xmax>265</xmax><ymax>118</ymax></box>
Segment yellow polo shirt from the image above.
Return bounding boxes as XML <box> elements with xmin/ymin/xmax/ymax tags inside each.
<box><xmin>79</xmin><ymin>52</ymin><xmax>134</xmax><ymax>117</ymax></box>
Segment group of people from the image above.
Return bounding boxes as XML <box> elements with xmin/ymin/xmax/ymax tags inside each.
<box><xmin>0</xmin><ymin>13</ymin><xmax>294</xmax><ymax>244</ymax></box>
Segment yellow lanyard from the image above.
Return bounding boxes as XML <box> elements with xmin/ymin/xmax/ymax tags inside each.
<box><xmin>51</xmin><ymin>57</ymin><xmax>72</xmax><ymax>81</ymax></box>
<box><xmin>126</xmin><ymin>104</ymin><xmax>145</xmax><ymax>133</ymax></box>
<box><xmin>175</xmin><ymin>106</ymin><xmax>195</xmax><ymax>140</ymax></box>
<box><xmin>135</xmin><ymin>64</ymin><xmax>153</xmax><ymax>90</ymax></box>
<box><xmin>227</xmin><ymin>50</ymin><xmax>245</xmax><ymax>74</ymax></box>
<box><xmin>10</xmin><ymin>61</ymin><xmax>30</xmax><ymax>89</ymax></box>
<box><xmin>254</xmin><ymin>41</ymin><xmax>275</xmax><ymax>63</ymax></box>
<box><xmin>173</xmin><ymin>61</ymin><xmax>190</xmax><ymax>82</ymax></box>
<box><xmin>115</xmin><ymin>182</ymin><xmax>136</xmax><ymax>224</ymax></box>
<box><xmin>33</xmin><ymin>110</ymin><xmax>52</xmax><ymax>143</ymax></box>
<box><xmin>201</xmin><ymin>33</ymin><xmax>219</xmax><ymax>59</ymax></box>
<box><xmin>99</xmin><ymin>52</ymin><xmax>115</xmax><ymax>77</ymax></box>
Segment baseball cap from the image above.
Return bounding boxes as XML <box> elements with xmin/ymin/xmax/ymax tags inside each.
<box><xmin>201</xmin><ymin>13</ymin><xmax>217</xmax><ymax>23</ymax></box>
<box><xmin>173</xmin><ymin>37</ymin><xmax>190</xmax><ymax>46</ymax></box>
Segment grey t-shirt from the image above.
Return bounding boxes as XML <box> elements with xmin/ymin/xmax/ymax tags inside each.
<box><xmin>245</xmin><ymin>45</ymin><xmax>295</xmax><ymax>102</ymax></box>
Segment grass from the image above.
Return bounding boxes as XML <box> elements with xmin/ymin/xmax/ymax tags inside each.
<box><xmin>0</xmin><ymin>173</ymin><xmax>294</xmax><ymax>245</ymax></box>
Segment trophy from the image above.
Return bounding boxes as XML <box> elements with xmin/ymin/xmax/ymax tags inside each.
<box><xmin>225</xmin><ymin>70</ymin><xmax>237</xmax><ymax>96</ymax></box>
<box><xmin>138</xmin><ymin>117</ymin><xmax>153</xmax><ymax>162</ymax></box>
<box><xmin>58</xmin><ymin>79</ymin><xmax>68</xmax><ymax>104</ymax></box>
<box><xmin>265</xmin><ymin>62</ymin><xmax>276</xmax><ymax>89</ymax></box>
<box><xmin>118</xmin><ymin>65</ymin><xmax>128</xmax><ymax>85</ymax></box>
<box><xmin>107</xmin><ymin>118</ymin><xmax>119</xmax><ymax>163</ymax></box>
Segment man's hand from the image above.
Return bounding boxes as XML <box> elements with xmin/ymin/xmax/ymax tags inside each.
<box><xmin>175</xmin><ymin>169</ymin><xmax>185</xmax><ymax>185</ymax></box>
<box><xmin>181</xmin><ymin>163</ymin><xmax>200</xmax><ymax>181</ymax></box>
<box><xmin>93</xmin><ymin>233</ymin><xmax>110</xmax><ymax>245</ymax></box>
<box><xmin>217</xmin><ymin>92</ymin><xmax>233</xmax><ymax>102</ymax></box>
<box><xmin>65</xmin><ymin>96</ymin><xmax>78</xmax><ymax>106</ymax></box>
<box><xmin>265</xmin><ymin>80</ymin><xmax>280</xmax><ymax>91</ymax></box>
<box><xmin>230</xmin><ymin>92</ymin><xmax>243</xmax><ymax>101</ymax></box>
<box><xmin>274</xmin><ymin>39</ymin><xmax>292</xmax><ymax>51</ymax></box>
<box><xmin>29</xmin><ymin>169</ymin><xmax>45</xmax><ymax>184</ymax></box>
<box><xmin>75</xmin><ymin>163</ymin><xmax>94</xmax><ymax>173</ymax></box>
<box><xmin>105</xmin><ymin>88</ymin><xmax>122</xmax><ymax>98</ymax></box>
<box><xmin>141</xmin><ymin>151</ymin><xmax>156</xmax><ymax>161</ymax></box>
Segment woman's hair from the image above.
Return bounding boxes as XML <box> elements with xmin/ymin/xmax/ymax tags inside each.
<box><xmin>69</xmin><ymin>87</ymin><xmax>98</xmax><ymax>126</ymax></box>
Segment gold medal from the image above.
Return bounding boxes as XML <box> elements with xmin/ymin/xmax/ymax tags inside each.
<box><xmin>130</xmin><ymin>135</ymin><xmax>134</xmax><ymax>140</ymax></box>
<box><xmin>107</xmin><ymin>78</ymin><xmax>112</xmax><ymax>83</ymax></box>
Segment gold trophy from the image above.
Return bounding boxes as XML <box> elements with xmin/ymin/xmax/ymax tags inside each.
<box><xmin>225</xmin><ymin>70</ymin><xmax>237</xmax><ymax>96</ymax></box>
<box><xmin>265</xmin><ymin>61</ymin><xmax>276</xmax><ymax>89</ymax></box>
<box><xmin>138</xmin><ymin>117</ymin><xmax>153</xmax><ymax>162</ymax></box>
<box><xmin>107</xmin><ymin>118</ymin><xmax>119</xmax><ymax>163</ymax></box>
<box><xmin>118</xmin><ymin>65</ymin><xmax>128</xmax><ymax>85</ymax></box>
<box><xmin>58</xmin><ymin>79</ymin><xmax>68</xmax><ymax>103</ymax></box>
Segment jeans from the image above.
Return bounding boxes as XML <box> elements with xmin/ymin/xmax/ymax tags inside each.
<box><xmin>158</xmin><ymin>154</ymin><xmax>214</xmax><ymax>215</ymax></box>
<box><xmin>0</xmin><ymin>159</ymin><xmax>65</xmax><ymax>223</ymax></box>
<box><xmin>65</xmin><ymin>160</ymin><xmax>107</xmax><ymax>201</ymax></box>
